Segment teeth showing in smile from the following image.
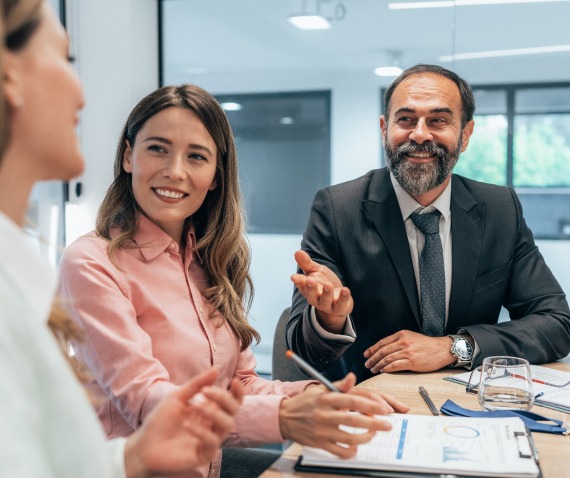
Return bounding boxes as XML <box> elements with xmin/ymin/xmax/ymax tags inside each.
<box><xmin>408</xmin><ymin>152</ymin><xmax>434</xmax><ymax>158</ymax></box>
<box><xmin>155</xmin><ymin>188</ymin><xmax>185</xmax><ymax>199</ymax></box>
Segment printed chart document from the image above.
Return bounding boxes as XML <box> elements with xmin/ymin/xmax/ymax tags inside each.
<box><xmin>446</xmin><ymin>365</ymin><xmax>570</xmax><ymax>413</ymax></box>
<box><xmin>297</xmin><ymin>414</ymin><xmax>539</xmax><ymax>477</ymax></box>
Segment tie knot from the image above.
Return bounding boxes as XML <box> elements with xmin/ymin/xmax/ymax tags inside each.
<box><xmin>411</xmin><ymin>210</ymin><xmax>441</xmax><ymax>235</ymax></box>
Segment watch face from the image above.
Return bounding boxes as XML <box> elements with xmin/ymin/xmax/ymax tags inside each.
<box><xmin>454</xmin><ymin>339</ymin><xmax>473</xmax><ymax>361</ymax></box>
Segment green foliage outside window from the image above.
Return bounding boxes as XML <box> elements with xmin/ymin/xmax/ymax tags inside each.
<box><xmin>453</xmin><ymin>115</ymin><xmax>507</xmax><ymax>186</ymax></box>
<box><xmin>514</xmin><ymin>114</ymin><xmax>570</xmax><ymax>187</ymax></box>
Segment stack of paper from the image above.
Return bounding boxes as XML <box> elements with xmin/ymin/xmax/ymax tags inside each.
<box><xmin>297</xmin><ymin>414</ymin><xmax>539</xmax><ymax>477</ymax></box>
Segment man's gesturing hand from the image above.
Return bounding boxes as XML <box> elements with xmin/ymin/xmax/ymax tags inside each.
<box><xmin>291</xmin><ymin>250</ymin><xmax>353</xmax><ymax>334</ymax></box>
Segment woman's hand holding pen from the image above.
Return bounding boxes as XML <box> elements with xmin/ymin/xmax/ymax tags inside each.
<box><xmin>302</xmin><ymin>380</ymin><xmax>409</xmax><ymax>414</ymax></box>
<box><xmin>349</xmin><ymin>387</ymin><xmax>410</xmax><ymax>414</ymax></box>
<box><xmin>278</xmin><ymin>373</ymin><xmax>399</xmax><ymax>459</ymax></box>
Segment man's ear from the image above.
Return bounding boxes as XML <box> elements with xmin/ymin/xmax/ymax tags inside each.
<box><xmin>460</xmin><ymin>120</ymin><xmax>475</xmax><ymax>152</ymax></box>
<box><xmin>2</xmin><ymin>50</ymin><xmax>24</xmax><ymax>110</ymax></box>
<box><xmin>380</xmin><ymin>116</ymin><xmax>387</xmax><ymax>146</ymax></box>
<box><xmin>123</xmin><ymin>140</ymin><xmax>133</xmax><ymax>172</ymax></box>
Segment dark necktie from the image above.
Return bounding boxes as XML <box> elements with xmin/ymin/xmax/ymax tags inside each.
<box><xmin>410</xmin><ymin>211</ymin><xmax>445</xmax><ymax>336</ymax></box>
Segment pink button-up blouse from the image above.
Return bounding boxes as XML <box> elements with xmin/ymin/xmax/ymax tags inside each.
<box><xmin>58</xmin><ymin>215</ymin><xmax>310</xmax><ymax>478</ymax></box>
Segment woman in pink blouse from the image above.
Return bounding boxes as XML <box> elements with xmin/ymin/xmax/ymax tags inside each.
<box><xmin>58</xmin><ymin>84</ymin><xmax>408</xmax><ymax>478</ymax></box>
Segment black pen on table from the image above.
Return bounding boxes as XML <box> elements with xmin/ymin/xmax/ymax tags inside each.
<box><xmin>419</xmin><ymin>386</ymin><xmax>439</xmax><ymax>416</ymax></box>
<box><xmin>285</xmin><ymin>350</ymin><xmax>341</xmax><ymax>392</ymax></box>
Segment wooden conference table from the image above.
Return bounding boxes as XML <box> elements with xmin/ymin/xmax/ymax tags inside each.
<box><xmin>261</xmin><ymin>358</ymin><xmax>570</xmax><ymax>478</ymax></box>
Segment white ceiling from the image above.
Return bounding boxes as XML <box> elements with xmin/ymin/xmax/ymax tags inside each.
<box><xmin>161</xmin><ymin>0</ymin><xmax>570</xmax><ymax>86</ymax></box>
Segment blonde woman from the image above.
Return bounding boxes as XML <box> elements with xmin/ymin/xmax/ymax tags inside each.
<box><xmin>0</xmin><ymin>1</ymin><xmax>244</xmax><ymax>476</ymax></box>
<box><xmin>59</xmin><ymin>84</ymin><xmax>408</xmax><ymax>478</ymax></box>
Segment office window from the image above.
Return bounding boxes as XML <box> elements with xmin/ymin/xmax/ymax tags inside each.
<box><xmin>514</xmin><ymin>86</ymin><xmax>570</xmax><ymax>239</ymax></box>
<box><xmin>454</xmin><ymin>89</ymin><xmax>508</xmax><ymax>186</ymax></box>
<box><xmin>215</xmin><ymin>91</ymin><xmax>331</xmax><ymax>234</ymax></box>
<box><xmin>514</xmin><ymin>88</ymin><xmax>570</xmax><ymax>188</ymax></box>
<box><xmin>383</xmin><ymin>83</ymin><xmax>570</xmax><ymax>239</ymax></box>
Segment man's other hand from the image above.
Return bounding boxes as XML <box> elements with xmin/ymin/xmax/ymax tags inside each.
<box><xmin>364</xmin><ymin>331</ymin><xmax>455</xmax><ymax>373</ymax></box>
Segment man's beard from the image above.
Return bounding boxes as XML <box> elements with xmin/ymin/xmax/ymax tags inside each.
<box><xmin>384</xmin><ymin>135</ymin><xmax>462</xmax><ymax>196</ymax></box>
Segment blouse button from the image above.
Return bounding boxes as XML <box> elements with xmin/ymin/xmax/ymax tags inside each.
<box><xmin>168</xmin><ymin>243</ymin><xmax>175</xmax><ymax>249</ymax></box>
<box><xmin>213</xmin><ymin>344</ymin><xmax>217</xmax><ymax>352</ymax></box>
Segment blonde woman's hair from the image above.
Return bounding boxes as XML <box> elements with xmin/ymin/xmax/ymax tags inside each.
<box><xmin>96</xmin><ymin>84</ymin><xmax>259</xmax><ymax>350</ymax></box>
<box><xmin>0</xmin><ymin>0</ymin><xmax>42</xmax><ymax>156</ymax></box>
<box><xmin>2</xmin><ymin>0</ymin><xmax>88</xmax><ymax>378</ymax></box>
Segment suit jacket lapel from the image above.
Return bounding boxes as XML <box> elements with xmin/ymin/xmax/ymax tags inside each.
<box><xmin>363</xmin><ymin>169</ymin><xmax>421</xmax><ymax>325</ymax></box>
<box><xmin>448</xmin><ymin>175</ymin><xmax>485</xmax><ymax>332</ymax></box>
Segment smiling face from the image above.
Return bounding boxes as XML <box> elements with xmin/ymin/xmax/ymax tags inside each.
<box><xmin>122</xmin><ymin>106</ymin><xmax>218</xmax><ymax>243</ymax></box>
<box><xmin>380</xmin><ymin>73</ymin><xmax>474</xmax><ymax>201</ymax></box>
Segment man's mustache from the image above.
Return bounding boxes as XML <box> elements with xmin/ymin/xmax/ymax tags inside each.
<box><xmin>394</xmin><ymin>141</ymin><xmax>449</xmax><ymax>158</ymax></box>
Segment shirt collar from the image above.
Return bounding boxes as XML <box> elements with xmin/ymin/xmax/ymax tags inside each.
<box><xmin>390</xmin><ymin>171</ymin><xmax>452</xmax><ymax>221</ymax></box>
<box><xmin>133</xmin><ymin>214</ymin><xmax>197</xmax><ymax>262</ymax></box>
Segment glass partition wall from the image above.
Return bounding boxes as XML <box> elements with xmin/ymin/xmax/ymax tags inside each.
<box><xmin>27</xmin><ymin>0</ymin><xmax>68</xmax><ymax>268</ymax></box>
<box><xmin>160</xmin><ymin>0</ymin><xmax>570</xmax><ymax>375</ymax></box>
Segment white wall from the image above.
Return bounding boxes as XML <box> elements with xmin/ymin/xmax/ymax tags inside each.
<box><xmin>70</xmin><ymin>1</ymin><xmax>570</xmax><ymax>374</ymax></box>
<box><xmin>67</xmin><ymin>0</ymin><xmax>158</xmax><ymax>243</ymax></box>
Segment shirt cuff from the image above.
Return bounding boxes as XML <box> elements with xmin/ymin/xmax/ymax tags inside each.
<box><xmin>226</xmin><ymin>394</ymin><xmax>287</xmax><ymax>447</ymax></box>
<box><xmin>309</xmin><ymin>306</ymin><xmax>355</xmax><ymax>343</ymax></box>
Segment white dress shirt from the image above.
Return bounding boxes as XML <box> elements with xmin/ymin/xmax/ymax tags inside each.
<box><xmin>390</xmin><ymin>173</ymin><xmax>452</xmax><ymax>322</ymax></box>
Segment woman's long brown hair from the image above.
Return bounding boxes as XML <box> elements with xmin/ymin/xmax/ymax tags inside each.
<box><xmin>1</xmin><ymin>0</ymin><xmax>87</xmax><ymax>378</ymax></box>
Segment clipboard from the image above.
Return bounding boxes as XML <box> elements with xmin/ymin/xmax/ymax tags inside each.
<box><xmin>293</xmin><ymin>456</ymin><xmax>542</xmax><ymax>478</ymax></box>
<box><xmin>295</xmin><ymin>414</ymin><xmax>542</xmax><ymax>478</ymax></box>
<box><xmin>295</xmin><ymin>458</ymin><xmax>542</xmax><ymax>478</ymax></box>
<box><xmin>295</xmin><ymin>456</ymin><xmax>489</xmax><ymax>477</ymax></box>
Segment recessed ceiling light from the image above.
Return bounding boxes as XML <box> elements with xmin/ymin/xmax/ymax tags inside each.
<box><xmin>280</xmin><ymin>117</ymin><xmax>294</xmax><ymax>125</ymax></box>
<box><xmin>440</xmin><ymin>44</ymin><xmax>570</xmax><ymax>61</ymax></box>
<box><xmin>288</xmin><ymin>15</ymin><xmax>332</xmax><ymax>30</ymax></box>
<box><xmin>374</xmin><ymin>66</ymin><xmax>403</xmax><ymax>77</ymax></box>
<box><xmin>389</xmin><ymin>0</ymin><xmax>569</xmax><ymax>9</ymax></box>
<box><xmin>220</xmin><ymin>102</ymin><xmax>242</xmax><ymax>111</ymax></box>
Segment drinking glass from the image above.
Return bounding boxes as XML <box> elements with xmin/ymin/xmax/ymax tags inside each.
<box><xmin>478</xmin><ymin>356</ymin><xmax>534</xmax><ymax>411</ymax></box>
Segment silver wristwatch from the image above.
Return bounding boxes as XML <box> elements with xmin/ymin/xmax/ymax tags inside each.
<box><xmin>448</xmin><ymin>335</ymin><xmax>474</xmax><ymax>368</ymax></box>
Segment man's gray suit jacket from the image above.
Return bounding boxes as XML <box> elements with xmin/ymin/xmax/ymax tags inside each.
<box><xmin>287</xmin><ymin>167</ymin><xmax>570</xmax><ymax>382</ymax></box>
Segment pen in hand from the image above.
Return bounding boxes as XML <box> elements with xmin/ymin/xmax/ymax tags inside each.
<box><xmin>285</xmin><ymin>350</ymin><xmax>341</xmax><ymax>392</ymax></box>
<box><xmin>419</xmin><ymin>386</ymin><xmax>439</xmax><ymax>416</ymax></box>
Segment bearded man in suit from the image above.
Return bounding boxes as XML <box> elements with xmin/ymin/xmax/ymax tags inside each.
<box><xmin>287</xmin><ymin>64</ymin><xmax>570</xmax><ymax>382</ymax></box>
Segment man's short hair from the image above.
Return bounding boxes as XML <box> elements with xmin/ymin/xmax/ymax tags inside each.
<box><xmin>383</xmin><ymin>64</ymin><xmax>476</xmax><ymax>127</ymax></box>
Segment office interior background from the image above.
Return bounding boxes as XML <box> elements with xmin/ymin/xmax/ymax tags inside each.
<box><xmin>36</xmin><ymin>0</ymin><xmax>570</xmax><ymax>375</ymax></box>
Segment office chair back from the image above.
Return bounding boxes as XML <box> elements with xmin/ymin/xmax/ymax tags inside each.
<box><xmin>272</xmin><ymin>307</ymin><xmax>308</xmax><ymax>382</ymax></box>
